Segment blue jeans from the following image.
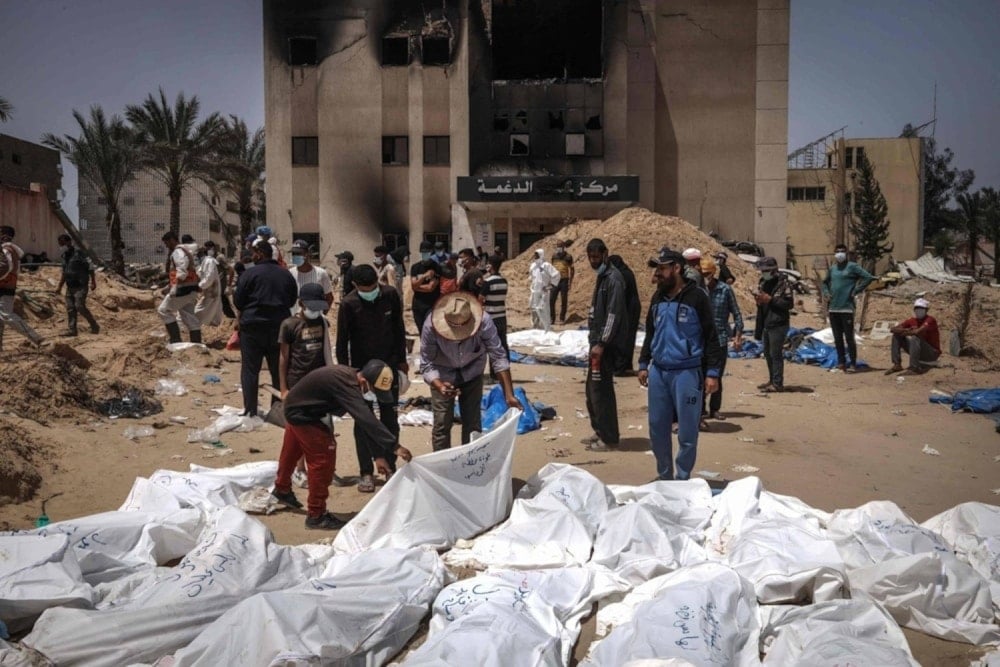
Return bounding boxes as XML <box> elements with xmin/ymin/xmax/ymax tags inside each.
<box><xmin>648</xmin><ymin>365</ymin><xmax>703</xmax><ymax>480</ymax></box>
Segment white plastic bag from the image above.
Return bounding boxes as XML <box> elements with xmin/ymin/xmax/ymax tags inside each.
<box><xmin>154</xmin><ymin>379</ymin><xmax>187</xmax><ymax>396</ymax></box>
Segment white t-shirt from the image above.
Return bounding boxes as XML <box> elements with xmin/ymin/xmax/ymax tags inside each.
<box><xmin>288</xmin><ymin>265</ymin><xmax>333</xmax><ymax>314</ymax></box>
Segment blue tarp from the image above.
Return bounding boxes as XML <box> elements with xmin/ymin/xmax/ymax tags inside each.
<box><xmin>481</xmin><ymin>385</ymin><xmax>541</xmax><ymax>434</ymax></box>
<box><xmin>947</xmin><ymin>388</ymin><xmax>1000</xmax><ymax>413</ymax></box>
<box><xmin>730</xmin><ymin>339</ymin><xmax>764</xmax><ymax>359</ymax></box>
<box><xmin>791</xmin><ymin>338</ymin><xmax>868</xmax><ymax>369</ymax></box>
<box><xmin>509</xmin><ymin>349</ymin><xmax>587</xmax><ymax>368</ymax></box>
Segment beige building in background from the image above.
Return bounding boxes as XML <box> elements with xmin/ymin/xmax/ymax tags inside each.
<box><xmin>786</xmin><ymin>136</ymin><xmax>924</xmax><ymax>274</ymax></box>
<box><xmin>263</xmin><ymin>0</ymin><xmax>789</xmax><ymax>263</ymax></box>
<box><xmin>78</xmin><ymin>172</ymin><xmax>240</xmax><ymax>264</ymax></box>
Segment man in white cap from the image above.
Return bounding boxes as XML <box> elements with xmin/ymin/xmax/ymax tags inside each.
<box><xmin>681</xmin><ymin>247</ymin><xmax>706</xmax><ymax>291</ymax></box>
<box><xmin>889</xmin><ymin>298</ymin><xmax>940</xmax><ymax>375</ymax></box>
<box><xmin>420</xmin><ymin>292</ymin><xmax>520</xmax><ymax>450</ymax></box>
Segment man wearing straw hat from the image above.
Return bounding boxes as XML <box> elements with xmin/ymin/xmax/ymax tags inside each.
<box><xmin>420</xmin><ymin>291</ymin><xmax>521</xmax><ymax>450</ymax></box>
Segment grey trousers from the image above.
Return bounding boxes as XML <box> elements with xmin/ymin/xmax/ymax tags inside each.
<box><xmin>65</xmin><ymin>284</ymin><xmax>99</xmax><ymax>333</ymax></box>
<box><xmin>762</xmin><ymin>326</ymin><xmax>788</xmax><ymax>388</ymax></box>
<box><xmin>891</xmin><ymin>334</ymin><xmax>940</xmax><ymax>369</ymax></box>
<box><xmin>430</xmin><ymin>374</ymin><xmax>484</xmax><ymax>451</ymax></box>
<box><xmin>0</xmin><ymin>293</ymin><xmax>43</xmax><ymax>349</ymax></box>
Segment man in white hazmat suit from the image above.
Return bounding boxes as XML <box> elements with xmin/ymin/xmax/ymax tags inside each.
<box><xmin>195</xmin><ymin>240</ymin><xmax>223</xmax><ymax>327</ymax></box>
<box><xmin>158</xmin><ymin>231</ymin><xmax>202</xmax><ymax>344</ymax></box>
<box><xmin>529</xmin><ymin>248</ymin><xmax>560</xmax><ymax>332</ymax></box>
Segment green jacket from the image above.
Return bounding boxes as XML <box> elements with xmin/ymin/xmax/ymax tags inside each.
<box><xmin>822</xmin><ymin>262</ymin><xmax>874</xmax><ymax>312</ymax></box>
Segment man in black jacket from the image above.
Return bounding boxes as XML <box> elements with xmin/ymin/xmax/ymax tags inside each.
<box><xmin>608</xmin><ymin>255</ymin><xmax>640</xmax><ymax>375</ymax></box>
<box><xmin>234</xmin><ymin>240</ymin><xmax>298</xmax><ymax>416</ymax></box>
<box><xmin>583</xmin><ymin>238</ymin><xmax>628</xmax><ymax>452</ymax></box>
<box><xmin>753</xmin><ymin>256</ymin><xmax>794</xmax><ymax>392</ymax></box>
<box><xmin>336</xmin><ymin>264</ymin><xmax>407</xmax><ymax>492</ymax></box>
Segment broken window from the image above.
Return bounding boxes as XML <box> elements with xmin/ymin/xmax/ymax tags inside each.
<box><xmin>382</xmin><ymin>36</ymin><xmax>410</xmax><ymax>66</ymax></box>
<box><xmin>423</xmin><ymin>136</ymin><xmax>450</xmax><ymax>165</ymax></box>
<box><xmin>292</xmin><ymin>137</ymin><xmax>319</xmax><ymax>165</ymax></box>
<box><xmin>565</xmin><ymin>133</ymin><xmax>585</xmax><ymax>156</ymax></box>
<box><xmin>509</xmin><ymin>133</ymin><xmax>530</xmax><ymax>156</ymax></box>
<box><xmin>421</xmin><ymin>36</ymin><xmax>450</xmax><ymax>66</ymax></box>
<box><xmin>492</xmin><ymin>0</ymin><xmax>602</xmax><ymax>80</ymax></box>
<box><xmin>512</xmin><ymin>110</ymin><xmax>529</xmax><ymax>130</ymax></box>
<box><xmin>382</xmin><ymin>136</ymin><xmax>409</xmax><ymax>165</ymax></box>
<box><xmin>493</xmin><ymin>112</ymin><xmax>510</xmax><ymax>131</ymax></box>
<box><xmin>288</xmin><ymin>37</ymin><xmax>318</xmax><ymax>66</ymax></box>
<box><xmin>548</xmin><ymin>111</ymin><xmax>565</xmax><ymax>130</ymax></box>
<box><xmin>585</xmin><ymin>114</ymin><xmax>602</xmax><ymax>130</ymax></box>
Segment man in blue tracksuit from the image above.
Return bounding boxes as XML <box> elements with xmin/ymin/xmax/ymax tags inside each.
<box><xmin>638</xmin><ymin>248</ymin><xmax>724</xmax><ymax>480</ymax></box>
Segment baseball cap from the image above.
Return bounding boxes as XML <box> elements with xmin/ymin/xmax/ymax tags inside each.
<box><xmin>244</xmin><ymin>232</ymin><xmax>258</xmax><ymax>244</ymax></box>
<box><xmin>255</xmin><ymin>225</ymin><xmax>272</xmax><ymax>237</ymax></box>
<box><xmin>913</xmin><ymin>298</ymin><xmax>930</xmax><ymax>309</ymax></box>
<box><xmin>682</xmin><ymin>248</ymin><xmax>702</xmax><ymax>260</ymax></box>
<box><xmin>335</xmin><ymin>250</ymin><xmax>354</xmax><ymax>261</ymax></box>
<box><xmin>290</xmin><ymin>239</ymin><xmax>310</xmax><ymax>254</ymax></box>
<box><xmin>419</xmin><ymin>241</ymin><xmax>433</xmax><ymax>252</ymax></box>
<box><xmin>298</xmin><ymin>283</ymin><xmax>329</xmax><ymax>312</ymax></box>
<box><xmin>756</xmin><ymin>256</ymin><xmax>779</xmax><ymax>271</ymax></box>
<box><xmin>647</xmin><ymin>247</ymin><xmax>685</xmax><ymax>268</ymax></box>
<box><xmin>360</xmin><ymin>359</ymin><xmax>396</xmax><ymax>403</ymax></box>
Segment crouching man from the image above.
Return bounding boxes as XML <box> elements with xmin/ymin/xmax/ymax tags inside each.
<box><xmin>272</xmin><ymin>360</ymin><xmax>413</xmax><ymax>530</ymax></box>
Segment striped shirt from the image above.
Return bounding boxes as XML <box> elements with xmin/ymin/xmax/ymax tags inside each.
<box><xmin>480</xmin><ymin>274</ymin><xmax>508</xmax><ymax>320</ymax></box>
<box><xmin>708</xmin><ymin>280</ymin><xmax>743</xmax><ymax>347</ymax></box>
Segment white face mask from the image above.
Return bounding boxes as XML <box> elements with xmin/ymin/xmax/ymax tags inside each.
<box><xmin>914</xmin><ymin>308</ymin><xmax>927</xmax><ymax>319</ymax></box>
<box><xmin>761</xmin><ymin>270</ymin><xmax>775</xmax><ymax>280</ymax></box>
<box><xmin>302</xmin><ymin>308</ymin><xmax>322</xmax><ymax>320</ymax></box>
<box><xmin>834</xmin><ymin>252</ymin><xmax>847</xmax><ymax>263</ymax></box>
<box><xmin>374</xmin><ymin>256</ymin><xmax>384</xmax><ymax>265</ymax></box>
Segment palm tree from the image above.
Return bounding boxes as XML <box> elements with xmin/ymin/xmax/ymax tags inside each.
<box><xmin>209</xmin><ymin>116</ymin><xmax>265</xmax><ymax>239</ymax></box>
<box><xmin>955</xmin><ymin>191</ymin><xmax>984</xmax><ymax>277</ymax></box>
<box><xmin>125</xmin><ymin>88</ymin><xmax>225</xmax><ymax>237</ymax></box>
<box><xmin>981</xmin><ymin>187</ymin><xmax>1000</xmax><ymax>282</ymax></box>
<box><xmin>0</xmin><ymin>95</ymin><xmax>12</xmax><ymax>122</ymax></box>
<box><xmin>42</xmin><ymin>106</ymin><xmax>138</xmax><ymax>275</ymax></box>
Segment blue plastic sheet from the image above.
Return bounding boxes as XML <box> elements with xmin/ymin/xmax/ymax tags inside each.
<box><xmin>508</xmin><ymin>349</ymin><xmax>587</xmax><ymax>368</ymax></box>
<box><xmin>729</xmin><ymin>339</ymin><xmax>764</xmax><ymax>359</ymax></box>
<box><xmin>948</xmin><ymin>388</ymin><xmax>1000</xmax><ymax>413</ymax></box>
<box><xmin>791</xmin><ymin>338</ymin><xmax>868</xmax><ymax>369</ymax></box>
<box><xmin>481</xmin><ymin>385</ymin><xmax>541</xmax><ymax>434</ymax></box>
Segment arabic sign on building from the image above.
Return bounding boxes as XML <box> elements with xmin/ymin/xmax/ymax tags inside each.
<box><xmin>457</xmin><ymin>176</ymin><xmax>639</xmax><ymax>202</ymax></box>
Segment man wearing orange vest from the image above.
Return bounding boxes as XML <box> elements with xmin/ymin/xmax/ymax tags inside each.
<box><xmin>157</xmin><ymin>230</ymin><xmax>202</xmax><ymax>344</ymax></box>
<box><xmin>0</xmin><ymin>225</ymin><xmax>43</xmax><ymax>351</ymax></box>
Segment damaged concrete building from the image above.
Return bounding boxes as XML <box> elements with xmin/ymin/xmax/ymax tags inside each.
<box><xmin>263</xmin><ymin>0</ymin><xmax>789</xmax><ymax>262</ymax></box>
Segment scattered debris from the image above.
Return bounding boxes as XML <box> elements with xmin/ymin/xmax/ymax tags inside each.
<box><xmin>922</xmin><ymin>444</ymin><xmax>941</xmax><ymax>456</ymax></box>
<box><xmin>237</xmin><ymin>487</ymin><xmax>279</xmax><ymax>515</ymax></box>
<box><xmin>546</xmin><ymin>448</ymin><xmax>571</xmax><ymax>458</ymax></box>
<box><xmin>696</xmin><ymin>471</ymin><xmax>723</xmax><ymax>480</ymax></box>
<box><xmin>737</xmin><ymin>437</ymin><xmax>756</xmax><ymax>443</ymax></box>
<box><xmin>122</xmin><ymin>426</ymin><xmax>155</xmax><ymax>440</ymax></box>
<box><xmin>154</xmin><ymin>379</ymin><xmax>187</xmax><ymax>397</ymax></box>
<box><xmin>731</xmin><ymin>464</ymin><xmax>760</xmax><ymax>473</ymax></box>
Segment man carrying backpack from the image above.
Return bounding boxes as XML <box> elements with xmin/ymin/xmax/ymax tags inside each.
<box><xmin>56</xmin><ymin>234</ymin><xmax>99</xmax><ymax>337</ymax></box>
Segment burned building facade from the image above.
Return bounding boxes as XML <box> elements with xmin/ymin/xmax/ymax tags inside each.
<box><xmin>263</xmin><ymin>0</ymin><xmax>789</xmax><ymax>262</ymax></box>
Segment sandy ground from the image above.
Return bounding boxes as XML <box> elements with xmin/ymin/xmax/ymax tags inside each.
<box><xmin>2</xmin><ymin>264</ymin><xmax>999</xmax><ymax>663</ymax></box>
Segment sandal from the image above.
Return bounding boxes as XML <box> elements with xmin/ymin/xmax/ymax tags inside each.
<box><xmin>358</xmin><ymin>474</ymin><xmax>375</xmax><ymax>493</ymax></box>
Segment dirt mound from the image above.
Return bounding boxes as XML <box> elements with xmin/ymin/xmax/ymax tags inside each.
<box><xmin>501</xmin><ymin>207</ymin><xmax>760</xmax><ymax>327</ymax></box>
<box><xmin>861</xmin><ymin>278</ymin><xmax>1000</xmax><ymax>368</ymax></box>
<box><xmin>0</xmin><ymin>423</ymin><xmax>49</xmax><ymax>505</ymax></box>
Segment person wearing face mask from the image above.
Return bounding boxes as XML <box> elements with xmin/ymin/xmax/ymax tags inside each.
<box><xmin>373</xmin><ymin>245</ymin><xmax>398</xmax><ymax>291</ymax></box>
<box><xmin>582</xmin><ymin>238</ymin><xmax>628</xmax><ymax>452</ymax></box>
<box><xmin>529</xmin><ymin>248</ymin><xmax>560</xmax><ymax>332</ymax></box>
<box><xmin>193</xmin><ymin>240</ymin><xmax>223</xmax><ymax>327</ymax></box>
<box><xmin>821</xmin><ymin>243</ymin><xmax>874</xmax><ymax>373</ymax></box>
<box><xmin>753</xmin><ymin>256</ymin><xmax>794</xmax><ymax>392</ymax></box>
<box><xmin>234</xmin><ymin>239</ymin><xmax>298</xmax><ymax>417</ymax></box>
<box><xmin>288</xmin><ymin>240</ymin><xmax>333</xmax><ymax>315</ymax></box>
<box><xmin>638</xmin><ymin>248</ymin><xmax>722</xmax><ymax>480</ymax></box>
<box><xmin>410</xmin><ymin>240</ymin><xmax>441</xmax><ymax>334</ymax></box>
<box><xmin>457</xmin><ymin>247</ymin><xmax>483</xmax><ymax>293</ymax></box>
<box><xmin>279</xmin><ymin>283</ymin><xmax>333</xmax><ymax>400</ymax></box>
<box><xmin>889</xmin><ymin>298</ymin><xmax>940</xmax><ymax>375</ymax></box>
<box><xmin>336</xmin><ymin>264</ymin><xmax>407</xmax><ymax>492</ymax></box>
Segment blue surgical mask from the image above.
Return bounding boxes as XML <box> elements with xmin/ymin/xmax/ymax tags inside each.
<box><xmin>302</xmin><ymin>308</ymin><xmax>322</xmax><ymax>319</ymax></box>
<box><xmin>359</xmin><ymin>287</ymin><xmax>380</xmax><ymax>302</ymax></box>
<box><xmin>420</xmin><ymin>252</ymin><xmax>431</xmax><ymax>261</ymax></box>
<box><xmin>596</xmin><ymin>263</ymin><xmax>607</xmax><ymax>276</ymax></box>
<box><xmin>291</xmin><ymin>255</ymin><xmax>305</xmax><ymax>266</ymax></box>
<box><xmin>761</xmin><ymin>270</ymin><xmax>775</xmax><ymax>280</ymax></box>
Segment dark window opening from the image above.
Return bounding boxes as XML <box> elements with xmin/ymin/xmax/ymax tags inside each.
<box><xmin>787</xmin><ymin>187</ymin><xmax>825</xmax><ymax>202</ymax></box>
<box><xmin>423</xmin><ymin>232</ymin><xmax>450</xmax><ymax>248</ymax></box>
<box><xmin>288</xmin><ymin>37</ymin><xmax>318</xmax><ymax>66</ymax></box>
<box><xmin>421</xmin><ymin>36</ymin><xmax>450</xmax><ymax>66</ymax></box>
<box><xmin>855</xmin><ymin>146</ymin><xmax>865</xmax><ymax>168</ymax></box>
<box><xmin>382</xmin><ymin>136</ymin><xmax>409</xmax><ymax>165</ymax></box>
<box><xmin>423</xmin><ymin>136</ymin><xmax>450</xmax><ymax>165</ymax></box>
<box><xmin>492</xmin><ymin>0</ymin><xmax>602</xmax><ymax>80</ymax></box>
<box><xmin>292</xmin><ymin>136</ymin><xmax>319</xmax><ymax>165</ymax></box>
<box><xmin>510</xmin><ymin>134</ymin><xmax>530</xmax><ymax>156</ymax></box>
<box><xmin>493</xmin><ymin>112</ymin><xmax>510</xmax><ymax>132</ymax></box>
<box><xmin>844</xmin><ymin>146</ymin><xmax>865</xmax><ymax>169</ymax></box>
<box><xmin>11</xmin><ymin>153</ymin><xmax>21</xmax><ymax>165</ymax></box>
<box><xmin>585</xmin><ymin>114</ymin><xmax>602</xmax><ymax>130</ymax></box>
<box><xmin>548</xmin><ymin>111</ymin><xmax>565</xmax><ymax>130</ymax></box>
<box><xmin>512</xmin><ymin>110</ymin><xmax>528</xmax><ymax>130</ymax></box>
<box><xmin>382</xmin><ymin>36</ymin><xmax>410</xmax><ymax>66</ymax></box>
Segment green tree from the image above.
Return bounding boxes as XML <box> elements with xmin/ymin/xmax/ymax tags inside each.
<box><xmin>956</xmin><ymin>191</ymin><xmax>985</xmax><ymax>277</ymax></box>
<box><xmin>42</xmin><ymin>107</ymin><xmax>138</xmax><ymax>275</ymax></box>
<box><xmin>0</xmin><ymin>96</ymin><xmax>12</xmax><ymax>122</ymax></box>
<box><xmin>901</xmin><ymin>125</ymin><xmax>976</xmax><ymax>240</ymax></box>
<box><xmin>982</xmin><ymin>187</ymin><xmax>1000</xmax><ymax>281</ymax></box>
<box><xmin>848</xmin><ymin>153</ymin><xmax>894</xmax><ymax>272</ymax></box>
<box><xmin>209</xmin><ymin>116</ymin><xmax>265</xmax><ymax>239</ymax></box>
<box><xmin>125</xmin><ymin>89</ymin><xmax>225</xmax><ymax>237</ymax></box>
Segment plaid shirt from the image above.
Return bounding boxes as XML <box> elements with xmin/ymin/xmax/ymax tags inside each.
<box><xmin>708</xmin><ymin>280</ymin><xmax>743</xmax><ymax>347</ymax></box>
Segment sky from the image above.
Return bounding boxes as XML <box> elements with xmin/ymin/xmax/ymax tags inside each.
<box><xmin>1</xmin><ymin>0</ymin><xmax>998</xmax><ymax>226</ymax></box>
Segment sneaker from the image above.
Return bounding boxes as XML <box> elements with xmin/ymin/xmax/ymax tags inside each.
<box><xmin>585</xmin><ymin>440</ymin><xmax>611</xmax><ymax>452</ymax></box>
<box><xmin>761</xmin><ymin>384</ymin><xmax>783</xmax><ymax>393</ymax></box>
<box><xmin>330</xmin><ymin>474</ymin><xmax>355</xmax><ymax>488</ymax></box>
<box><xmin>709</xmin><ymin>411</ymin><xmax>726</xmax><ymax>421</ymax></box>
<box><xmin>291</xmin><ymin>469</ymin><xmax>309</xmax><ymax>489</ymax></box>
<box><xmin>845</xmin><ymin>365</ymin><xmax>857</xmax><ymax>374</ymax></box>
<box><xmin>305</xmin><ymin>512</ymin><xmax>347</xmax><ymax>530</ymax></box>
<box><xmin>756</xmin><ymin>381</ymin><xmax>772</xmax><ymax>389</ymax></box>
<box><xmin>271</xmin><ymin>489</ymin><xmax>303</xmax><ymax>510</ymax></box>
